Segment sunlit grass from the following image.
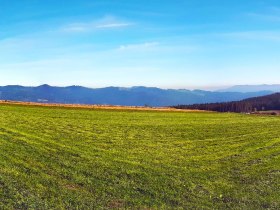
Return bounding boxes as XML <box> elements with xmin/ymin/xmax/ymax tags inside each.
<box><xmin>0</xmin><ymin>104</ymin><xmax>279</xmax><ymax>209</ymax></box>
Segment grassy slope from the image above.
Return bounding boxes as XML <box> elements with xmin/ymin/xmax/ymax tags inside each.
<box><xmin>0</xmin><ymin>105</ymin><xmax>279</xmax><ymax>209</ymax></box>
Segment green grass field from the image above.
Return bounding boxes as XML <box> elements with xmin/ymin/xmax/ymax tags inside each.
<box><xmin>0</xmin><ymin>104</ymin><xmax>279</xmax><ymax>209</ymax></box>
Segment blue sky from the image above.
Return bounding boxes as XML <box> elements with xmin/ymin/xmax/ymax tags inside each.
<box><xmin>0</xmin><ymin>0</ymin><xmax>280</xmax><ymax>89</ymax></box>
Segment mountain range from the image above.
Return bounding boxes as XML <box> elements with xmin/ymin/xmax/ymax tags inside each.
<box><xmin>217</xmin><ymin>84</ymin><xmax>280</xmax><ymax>93</ymax></box>
<box><xmin>0</xmin><ymin>84</ymin><xmax>278</xmax><ymax>107</ymax></box>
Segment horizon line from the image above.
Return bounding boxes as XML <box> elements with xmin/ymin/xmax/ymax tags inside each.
<box><xmin>0</xmin><ymin>83</ymin><xmax>279</xmax><ymax>91</ymax></box>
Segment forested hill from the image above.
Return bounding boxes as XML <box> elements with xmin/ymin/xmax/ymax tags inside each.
<box><xmin>0</xmin><ymin>85</ymin><xmax>273</xmax><ymax>107</ymax></box>
<box><xmin>174</xmin><ymin>93</ymin><xmax>280</xmax><ymax>113</ymax></box>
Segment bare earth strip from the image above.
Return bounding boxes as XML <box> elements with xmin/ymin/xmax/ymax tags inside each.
<box><xmin>0</xmin><ymin>100</ymin><xmax>206</xmax><ymax>112</ymax></box>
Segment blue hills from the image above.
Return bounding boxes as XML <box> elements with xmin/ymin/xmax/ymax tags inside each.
<box><xmin>217</xmin><ymin>84</ymin><xmax>280</xmax><ymax>93</ymax></box>
<box><xmin>0</xmin><ymin>84</ymin><xmax>275</xmax><ymax>107</ymax></box>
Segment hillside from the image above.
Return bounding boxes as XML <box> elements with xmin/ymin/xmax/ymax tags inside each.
<box><xmin>174</xmin><ymin>93</ymin><xmax>280</xmax><ymax>113</ymax></box>
<box><xmin>0</xmin><ymin>104</ymin><xmax>279</xmax><ymax>209</ymax></box>
<box><xmin>0</xmin><ymin>85</ymin><xmax>273</xmax><ymax>107</ymax></box>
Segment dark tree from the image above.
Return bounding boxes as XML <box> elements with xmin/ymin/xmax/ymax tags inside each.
<box><xmin>173</xmin><ymin>93</ymin><xmax>280</xmax><ymax>113</ymax></box>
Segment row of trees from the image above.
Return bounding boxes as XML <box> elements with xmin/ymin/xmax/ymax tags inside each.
<box><xmin>174</xmin><ymin>93</ymin><xmax>280</xmax><ymax>113</ymax></box>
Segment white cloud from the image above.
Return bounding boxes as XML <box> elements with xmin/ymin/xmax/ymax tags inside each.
<box><xmin>62</xmin><ymin>16</ymin><xmax>134</xmax><ymax>32</ymax></box>
<box><xmin>118</xmin><ymin>42</ymin><xmax>159</xmax><ymax>51</ymax></box>
<box><xmin>96</xmin><ymin>23</ymin><xmax>133</xmax><ymax>29</ymax></box>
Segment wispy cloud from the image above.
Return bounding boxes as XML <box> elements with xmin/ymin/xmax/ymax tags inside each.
<box><xmin>118</xmin><ymin>42</ymin><xmax>159</xmax><ymax>51</ymax></box>
<box><xmin>117</xmin><ymin>41</ymin><xmax>200</xmax><ymax>54</ymax></box>
<box><xmin>96</xmin><ymin>23</ymin><xmax>133</xmax><ymax>29</ymax></box>
<box><xmin>62</xmin><ymin>16</ymin><xmax>134</xmax><ymax>32</ymax></box>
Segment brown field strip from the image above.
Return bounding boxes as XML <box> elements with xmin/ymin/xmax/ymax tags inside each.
<box><xmin>0</xmin><ymin>100</ymin><xmax>207</xmax><ymax>112</ymax></box>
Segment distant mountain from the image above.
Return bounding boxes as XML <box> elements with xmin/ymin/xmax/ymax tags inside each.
<box><xmin>0</xmin><ymin>85</ymin><xmax>274</xmax><ymax>107</ymax></box>
<box><xmin>218</xmin><ymin>84</ymin><xmax>280</xmax><ymax>93</ymax></box>
<box><xmin>174</xmin><ymin>93</ymin><xmax>280</xmax><ymax>113</ymax></box>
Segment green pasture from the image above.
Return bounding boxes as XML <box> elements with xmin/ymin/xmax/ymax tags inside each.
<box><xmin>0</xmin><ymin>104</ymin><xmax>279</xmax><ymax>209</ymax></box>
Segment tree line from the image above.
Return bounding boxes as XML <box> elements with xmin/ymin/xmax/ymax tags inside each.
<box><xmin>173</xmin><ymin>93</ymin><xmax>280</xmax><ymax>113</ymax></box>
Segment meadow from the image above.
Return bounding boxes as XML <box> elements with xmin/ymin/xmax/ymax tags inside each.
<box><xmin>0</xmin><ymin>104</ymin><xmax>279</xmax><ymax>209</ymax></box>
